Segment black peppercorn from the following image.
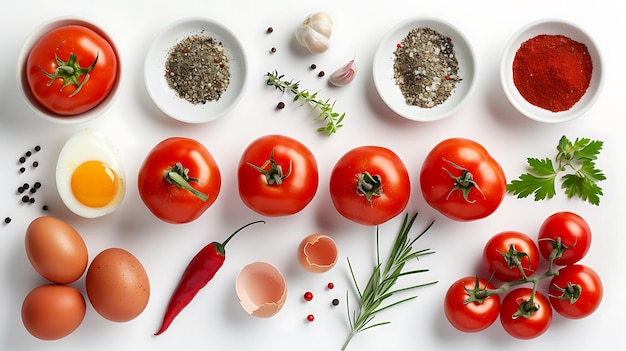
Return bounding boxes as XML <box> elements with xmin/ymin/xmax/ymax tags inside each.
<box><xmin>34</xmin><ymin>145</ymin><xmax>41</xmax><ymax>152</ymax></box>
<box><xmin>270</xmin><ymin>47</ymin><xmax>277</xmax><ymax>53</ymax></box>
<box><xmin>21</xmin><ymin>196</ymin><xmax>30</xmax><ymax>203</ymax></box>
<box><xmin>277</xmin><ymin>102</ymin><xmax>285</xmax><ymax>109</ymax></box>
<box><xmin>19</xmin><ymin>157</ymin><xmax>26</xmax><ymax>164</ymax></box>
<box><xmin>4</xmin><ymin>217</ymin><xmax>11</xmax><ymax>224</ymax></box>
<box><xmin>266</xmin><ymin>27</ymin><xmax>274</xmax><ymax>34</ymax></box>
<box><xmin>32</xmin><ymin>161</ymin><xmax>39</xmax><ymax>168</ymax></box>
<box><xmin>310</xmin><ymin>64</ymin><xmax>317</xmax><ymax>70</ymax></box>
<box><xmin>318</xmin><ymin>71</ymin><xmax>325</xmax><ymax>77</ymax></box>
<box><xmin>332</xmin><ymin>298</ymin><xmax>340</xmax><ymax>306</ymax></box>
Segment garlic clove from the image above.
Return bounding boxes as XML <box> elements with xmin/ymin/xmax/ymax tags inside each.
<box><xmin>295</xmin><ymin>12</ymin><xmax>333</xmax><ymax>54</ymax></box>
<box><xmin>329</xmin><ymin>59</ymin><xmax>357</xmax><ymax>86</ymax></box>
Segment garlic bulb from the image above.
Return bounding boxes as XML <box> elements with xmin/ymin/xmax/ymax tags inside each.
<box><xmin>329</xmin><ymin>59</ymin><xmax>357</xmax><ymax>86</ymax></box>
<box><xmin>295</xmin><ymin>12</ymin><xmax>333</xmax><ymax>54</ymax></box>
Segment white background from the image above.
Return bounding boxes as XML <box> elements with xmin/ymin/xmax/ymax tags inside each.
<box><xmin>1</xmin><ymin>1</ymin><xmax>623</xmax><ymax>350</ymax></box>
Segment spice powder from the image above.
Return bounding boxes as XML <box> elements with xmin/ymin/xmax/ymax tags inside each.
<box><xmin>512</xmin><ymin>34</ymin><xmax>592</xmax><ymax>112</ymax></box>
<box><xmin>165</xmin><ymin>34</ymin><xmax>231</xmax><ymax>104</ymax></box>
<box><xmin>393</xmin><ymin>27</ymin><xmax>461</xmax><ymax>108</ymax></box>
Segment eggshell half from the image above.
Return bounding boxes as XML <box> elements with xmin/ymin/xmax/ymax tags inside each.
<box><xmin>236</xmin><ymin>262</ymin><xmax>287</xmax><ymax>318</ymax></box>
<box><xmin>297</xmin><ymin>233</ymin><xmax>338</xmax><ymax>273</ymax></box>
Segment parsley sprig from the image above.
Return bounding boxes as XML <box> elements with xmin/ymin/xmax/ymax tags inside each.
<box><xmin>506</xmin><ymin>135</ymin><xmax>606</xmax><ymax>205</ymax></box>
<box><xmin>342</xmin><ymin>213</ymin><xmax>437</xmax><ymax>350</ymax></box>
<box><xmin>265</xmin><ymin>71</ymin><xmax>345</xmax><ymax>136</ymax></box>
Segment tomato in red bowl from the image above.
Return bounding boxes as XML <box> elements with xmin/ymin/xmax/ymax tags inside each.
<box><xmin>17</xmin><ymin>17</ymin><xmax>121</xmax><ymax>124</ymax></box>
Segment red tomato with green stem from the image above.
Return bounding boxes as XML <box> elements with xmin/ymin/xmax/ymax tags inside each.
<box><xmin>483</xmin><ymin>231</ymin><xmax>540</xmax><ymax>282</ymax></box>
<box><xmin>238</xmin><ymin>135</ymin><xmax>318</xmax><ymax>217</ymax></box>
<box><xmin>500</xmin><ymin>287</ymin><xmax>552</xmax><ymax>340</ymax></box>
<box><xmin>444</xmin><ymin>276</ymin><xmax>501</xmax><ymax>333</ymax></box>
<box><xmin>538</xmin><ymin>212</ymin><xmax>592</xmax><ymax>266</ymax></box>
<box><xmin>420</xmin><ymin>138</ymin><xmax>506</xmax><ymax>221</ymax></box>
<box><xmin>549</xmin><ymin>264</ymin><xmax>602</xmax><ymax>319</ymax></box>
<box><xmin>26</xmin><ymin>24</ymin><xmax>118</xmax><ymax>116</ymax></box>
<box><xmin>329</xmin><ymin>146</ymin><xmax>410</xmax><ymax>226</ymax></box>
<box><xmin>138</xmin><ymin>137</ymin><xmax>221</xmax><ymax>224</ymax></box>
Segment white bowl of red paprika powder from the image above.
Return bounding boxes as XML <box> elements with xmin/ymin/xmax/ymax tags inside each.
<box><xmin>500</xmin><ymin>19</ymin><xmax>603</xmax><ymax>123</ymax></box>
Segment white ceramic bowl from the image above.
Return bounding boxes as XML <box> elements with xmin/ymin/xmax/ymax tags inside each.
<box><xmin>501</xmin><ymin>19</ymin><xmax>603</xmax><ymax>123</ymax></box>
<box><xmin>144</xmin><ymin>17</ymin><xmax>247</xmax><ymax>123</ymax></box>
<box><xmin>17</xmin><ymin>17</ymin><xmax>121</xmax><ymax>124</ymax></box>
<box><xmin>373</xmin><ymin>17</ymin><xmax>477</xmax><ymax>122</ymax></box>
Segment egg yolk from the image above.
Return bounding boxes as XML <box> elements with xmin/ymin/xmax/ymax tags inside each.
<box><xmin>71</xmin><ymin>160</ymin><xmax>119</xmax><ymax>208</ymax></box>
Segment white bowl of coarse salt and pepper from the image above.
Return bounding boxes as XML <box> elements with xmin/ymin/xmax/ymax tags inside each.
<box><xmin>373</xmin><ymin>17</ymin><xmax>477</xmax><ymax>122</ymax></box>
<box><xmin>500</xmin><ymin>19</ymin><xmax>603</xmax><ymax>123</ymax></box>
<box><xmin>144</xmin><ymin>17</ymin><xmax>247</xmax><ymax>123</ymax></box>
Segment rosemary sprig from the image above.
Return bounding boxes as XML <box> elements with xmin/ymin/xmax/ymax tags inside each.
<box><xmin>265</xmin><ymin>70</ymin><xmax>345</xmax><ymax>136</ymax></box>
<box><xmin>342</xmin><ymin>213</ymin><xmax>437</xmax><ymax>350</ymax></box>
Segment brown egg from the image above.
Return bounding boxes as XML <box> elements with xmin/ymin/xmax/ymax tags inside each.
<box><xmin>25</xmin><ymin>216</ymin><xmax>88</xmax><ymax>284</ymax></box>
<box><xmin>21</xmin><ymin>284</ymin><xmax>86</xmax><ymax>340</ymax></box>
<box><xmin>86</xmin><ymin>248</ymin><xmax>150</xmax><ymax>322</ymax></box>
<box><xmin>236</xmin><ymin>261</ymin><xmax>287</xmax><ymax>318</ymax></box>
<box><xmin>297</xmin><ymin>233</ymin><xmax>338</xmax><ymax>273</ymax></box>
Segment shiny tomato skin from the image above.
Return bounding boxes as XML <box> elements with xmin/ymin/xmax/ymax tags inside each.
<box><xmin>420</xmin><ymin>138</ymin><xmax>506</xmax><ymax>221</ymax></box>
<box><xmin>329</xmin><ymin>146</ymin><xmax>410</xmax><ymax>226</ymax></box>
<box><xmin>238</xmin><ymin>135</ymin><xmax>318</xmax><ymax>217</ymax></box>
<box><xmin>26</xmin><ymin>25</ymin><xmax>118</xmax><ymax>116</ymax></box>
<box><xmin>444</xmin><ymin>276</ymin><xmax>501</xmax><ymax>333</ymax></box>
<box><xmin>500</xmin><ymin>288</ymin><xmax>552</xmax><ymax>340</ymax></box>
<box><xmin>549</xmin><ymin>264</ymin><xmax>602</xmax><ymax>319</ymax></box>
<box><xmin>138</xmin><ymin>138</ymin><xmax>221</xmax><ymax>224</ymax></box>
<box><xmin>482</xmin><ymin>231</ymin><xmax>540</xmax><ymax>282</ymax></box>
<box><xmin>538</xmin><ymin>212</ymin><xmax>591</xmax><ymax>266</ymax></box>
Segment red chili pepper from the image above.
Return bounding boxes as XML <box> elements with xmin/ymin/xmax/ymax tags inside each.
<box><xmin>154</xmin><ymin>220</ymin><xmax>265</xmax><ymax>335</ymax></box>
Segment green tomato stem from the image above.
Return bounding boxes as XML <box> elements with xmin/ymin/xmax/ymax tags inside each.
<box><xmin>39</xmin><ymin>42</ymin><xmax>99</xmax><ymax>97</ymax></box>
<box><xmin>356</xmin><ymin>171</ymin><xmax>382</xmax><ymax>202</ymax></box>
<box><xmin>164</xmin><ymin>162</ymin><xmax>208</xmax><ymax>202</ymax></box>
<box><xmin>246</xmin><ymin>148</ymin><xmax>292</xmax><ymax>185</ymax></box>
<box><xmin>442</xmin><ymin>158</ymin><xmax>485</xmax><ymax>203</ymax></box>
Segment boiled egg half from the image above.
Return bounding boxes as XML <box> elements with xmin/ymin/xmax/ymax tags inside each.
<box><xmin>56</xmin><ymin>129</ymin><xmax>125</xmax><ymax>218</ymax></box>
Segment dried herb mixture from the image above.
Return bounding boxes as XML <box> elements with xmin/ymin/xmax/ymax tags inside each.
<box><xmin>393</xmin><ymin>27</ymin><xmax>461</xmax><ymax>108</ymax></box>
<box><xmin>165</xmin><ymin>34</ymin><xmax>231</xmax><ymax>104</ymax></box>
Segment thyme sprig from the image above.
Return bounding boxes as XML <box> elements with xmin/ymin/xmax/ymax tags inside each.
<box><xmin>265</xmin><ymin>70</ymin><xmax>345</xmax><ymax>136</ymax></box>
<box><xmin>342</xmin><ymin>213</ymin><xmax>437</xmax><ymax>350</ymax></box>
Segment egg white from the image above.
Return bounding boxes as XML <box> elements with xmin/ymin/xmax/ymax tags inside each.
<box><xmin>56</xmin><ymin>129</ymin><xmax>126</xmax><ymax>218</ymax></box>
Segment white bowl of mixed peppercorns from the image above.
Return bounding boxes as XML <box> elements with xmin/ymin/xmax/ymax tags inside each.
<box><xmin>17</xmin><ymin>17</ymin><xmax>121</xmax><ymax>124</ymax></box>
<box><xmin>500</xmin><ymin>18</ymin><xmax>604</xmax><ymax>123</ymax></box>
<box><xmin>144</xmin><ymin>17</ymin><xmax>248</xmax><ymax>123</ymax></box>
<box><xmin>373</xmin><ymin>17</ymin><xmax>477</xmax><ymax>122</ymax></box>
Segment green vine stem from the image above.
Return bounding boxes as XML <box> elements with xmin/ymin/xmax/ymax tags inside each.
<box><xmin>468</xmin><ymin>240</ymin><xmax>564</xmax><ymax>316</ymax></box>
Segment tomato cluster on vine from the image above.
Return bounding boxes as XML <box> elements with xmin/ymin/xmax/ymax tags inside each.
<box><xmin>444</xmin><ymin>211</ymin><xmax>603</xmax><ymax>339</ymax></box>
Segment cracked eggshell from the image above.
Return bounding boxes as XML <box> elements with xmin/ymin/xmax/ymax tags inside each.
<box><xmin>297</xmin><ymin>233</ymin><xmax>338</xmax><ymax>273</ymax></box>
<box><xmin>236</xmin><ymin>262</ymin><xmax>287</xmax><ymax>318</ymax></box>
